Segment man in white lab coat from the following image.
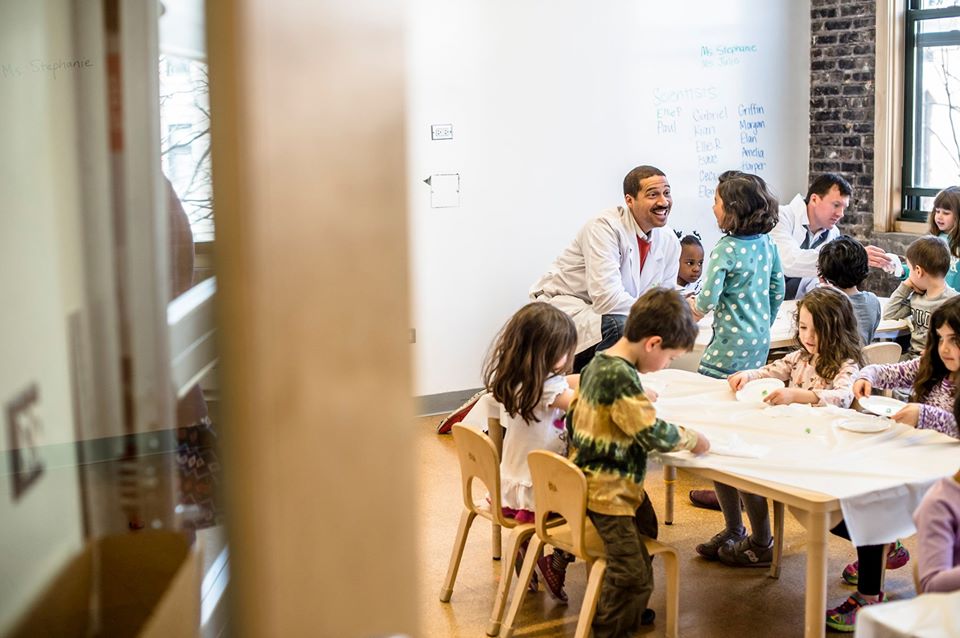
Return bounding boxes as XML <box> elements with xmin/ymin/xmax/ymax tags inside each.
<box><xmin>773</xmin><ymin>172</ymin><xmax>892</xmax><ymax>300</ymax></box>
<box><xmin>530</xmin><ymin>165</ymin><xmax>681</xmax><ymax>371</ymax></box>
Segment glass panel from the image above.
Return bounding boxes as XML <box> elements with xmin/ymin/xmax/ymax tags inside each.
<box><xmin>918</xmin><ymin>15</ymin><xmax>960</xmax><ymax>32</ymax></box>
<box><xmin>919</xmin><ymin>0</ymin><xmax>960</xmax><ymax>9</ymax></box>
<box><xmin>912</xmin><ymin>43</ymin><xmax>960</xmax><ymax>188</ymax></box>
<box><xmin>159</xmin><ymin>55</ymin><xmax>213</xmax><ymax>242</ymax></box>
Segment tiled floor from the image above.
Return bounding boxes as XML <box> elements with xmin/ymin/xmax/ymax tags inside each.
<box><xmin>417</xmin><ymin>416</ymin><xmax>918</xmax><ymax>637</ymax></box>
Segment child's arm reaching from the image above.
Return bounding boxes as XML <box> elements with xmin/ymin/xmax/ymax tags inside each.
<box><xmin>794</xmin><ymin>360</ymin><xmax>858</xmax><ymax>408</ymax></box>
<box><xmin>611</xmin><ymin>392</ymin><xmax>702</xmax><ymax>453</ymax></box>
<box><xmin>883</xmin><ymin>282</ymin><xmax>914</xmax><ymax>320</ymax></box>
<box><xmin>856</xmin><ymin>358</ymin><xmax>921</xmax><ymax>392</ymax></box>
<box><xmin>917</xmin><ymin>405</ymin><xmax>960</xmax><ymax>438</ymax></box>
<box><xmin>728</xmin><ymin>351</ymin><xmax>798</xmax><ymax>391</ymax></box>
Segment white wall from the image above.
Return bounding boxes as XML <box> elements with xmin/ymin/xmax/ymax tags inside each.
<box><xmin>407</xmin><ymin>0</ymin><xmax>811</xmax><ymax>397</ymax></box>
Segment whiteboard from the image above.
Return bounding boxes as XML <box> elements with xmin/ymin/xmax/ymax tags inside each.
<box><xmin>408</xmin><ymin>0</ymin><xmax>812</xmax><ymax>396</ymax></box>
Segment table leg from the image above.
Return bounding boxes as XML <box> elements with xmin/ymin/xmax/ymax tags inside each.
<box><xmin>663</xmin><ymin>465</ymin><xmax>677</xmax><ymax>525</ymax></box>
<box><xmin>804</xmin><ymin>511</ymin><xmax>828</xmax><ymax>638</ymax></box>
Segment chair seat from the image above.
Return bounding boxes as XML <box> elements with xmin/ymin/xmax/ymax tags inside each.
<box><xmin>545</xmin><ymin>517</ymin><xmax>675</xmax><ymax>562</ymax></box>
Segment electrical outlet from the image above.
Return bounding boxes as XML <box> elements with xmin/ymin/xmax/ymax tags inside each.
<box><xmin>431</xmin><ymin>123</ymin><xmax>453</xmax><ymax>140</ymax></box>
<box><xmin>6</xmin><ymin>384</ymin><xmax>44</xmax><ymax>499</ymax></box>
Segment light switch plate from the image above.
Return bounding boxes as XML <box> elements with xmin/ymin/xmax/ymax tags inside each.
<box><xmin>431</xmin><ymin>123</ymin><xmax>453</xmax><ymax>140</ymax></box>
<box><xmin>6</xmin><ymin>384</ymin><xmax>44</xmax><ymax>499</ymax></box>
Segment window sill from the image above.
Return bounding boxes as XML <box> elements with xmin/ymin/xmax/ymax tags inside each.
<box><xmin>892</xmin><ymin>220</ymin><xmax>926</xmax><ymax>234</ymax></box>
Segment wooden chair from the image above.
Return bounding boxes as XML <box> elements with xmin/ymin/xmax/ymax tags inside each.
<box><xmin>863</xmin><ymin>342</ymin><xmax>902</xmax><ymax>365</ymax></box>
<box><xmin>439</xmin><ymin>423</ymin><xmax>537</xmax><ymax>637</ymax></box>
<box><xmin>860</xmin><ymin>342</ymin><xmax>902</xmax><ymax>401</ymax></box>
<box><xmin>500</xmin><ymin>451</ymin><xmax>680</xmax><ymax>638</ymax></box>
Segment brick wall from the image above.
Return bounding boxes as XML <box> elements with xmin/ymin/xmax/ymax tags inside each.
<box><xmin>809</xmin><ymin>0</ymin><xmax>903</xmax><ymax>294</ymax></box>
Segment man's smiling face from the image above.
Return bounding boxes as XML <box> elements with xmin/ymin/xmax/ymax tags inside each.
<box><xmin>626</xmin><ymin>175</ymin><xmax>672</xmax><ymax>233</ymax></box>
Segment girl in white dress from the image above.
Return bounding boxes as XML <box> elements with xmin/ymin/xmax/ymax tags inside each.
<box><xmin>483</xmin><ymin>302</ymin><xmax>579</xmax><ymax>602</ymax></box>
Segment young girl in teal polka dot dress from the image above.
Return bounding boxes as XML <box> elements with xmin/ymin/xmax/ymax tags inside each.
<box><xmin>691</xmin><ymin>172</ymin><xmax>785</xmax><ymax>378</ymax></box>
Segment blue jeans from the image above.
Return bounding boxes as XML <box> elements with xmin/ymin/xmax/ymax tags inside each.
<box><xmin>573</xmin><ymin>314</ymin><xmax>626</xmax><ymax>372</ymax></box>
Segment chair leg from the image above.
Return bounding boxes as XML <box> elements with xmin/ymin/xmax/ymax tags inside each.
<box><xmin>660</xmin><ymin>550</ymin><xmax>680</xmax><ymax>638</ymax></box>
<box><xmin>663</xmin><ymin>465</ymin><xmax>677</xmax><ymax>525</ymax></box>
<box><xmin>879</xmin><ymin>542</ymin><xmax>890</xmax><ymax>592</ymax></box>
<box><xmin>492</xmin><ymin>521</ymin><xmax>502</xmax><ymax>560</ymax></box>
<box><xmin>439</xmin><ymin>508</ymin><xmax>477</xmax><ymax>602</ymax></box>
<box><xmin>499</xmin><ymin>536</ymin><xmax>544</xmax><ymax>638</ymax></box>
<box><xmin>769</xmin><ymin>500</ymin><xmax>785</xmax><ymax>579</ymax></box>
<box><xmin>574</xmin><ymin>558</ymin><xmax>606</xmax><ymax>638</ymax></box>
<box><xmin>486</xmin><ymin>527</ymin><xmax>532</xmax><ymax>636</ymax></box>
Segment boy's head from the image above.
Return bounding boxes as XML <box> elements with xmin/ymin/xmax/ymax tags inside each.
<box><xmin>906</xmin><ymin>236</ymin><xmax>951</xmax><ymax>289</ymax></box>
<box><xmin>624</xmin><ymin>288</ymin><xmax>698</xmax><ymax>372</ymax></box>
<box><xmin>818</xmin><ymin>235</ymin><xmax>869</xmax><ymax>290</ymax></box>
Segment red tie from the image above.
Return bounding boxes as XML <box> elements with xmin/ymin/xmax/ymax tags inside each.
<box><xmin>637</xmin><ymin>235</ymin><xmax>651</xmax><ymax>273</ymax></box>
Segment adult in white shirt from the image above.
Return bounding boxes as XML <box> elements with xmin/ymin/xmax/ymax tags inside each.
<box><xmin>530</xmin><ymin>165</ymin><xmax>681</xmax><ymax>371</ymax></box>
<box><xmin>772</xmin><ymin>172</ymin><xmax>891</xmax><ymax>300</ymax></box>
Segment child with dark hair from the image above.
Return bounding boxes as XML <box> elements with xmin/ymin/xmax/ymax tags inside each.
<box><xmin>698</xmin><ymin>287</ymin><xmax>863</xmax><ymax>567</ymax></box>
<box><xmin>677</xmin><ymin>234</ymin><xmax>704</xmax><ymax>295</ymax></box>
<box><xmin>884</xmin><ymin>236</ymin><xmax>959</xmax><ymax>357</ymax></box>
<box><xmin>691</xmin><ymin>173</ymin><xmax>785</xmax><ymax>378</ymax></box>
<box><xmin>567</xmin><ymin>288</ymin><xmax>709</xmax><ymax>636</ymax></box>
<box><xmin>817</xmin><ymin>236</ymin><xmax>881</xmax><ymax>344</ymax></box>
<box><xmin>827</xmin><ymin>296</ymin><xmax>960</xmax><ymax>630</ymax></box>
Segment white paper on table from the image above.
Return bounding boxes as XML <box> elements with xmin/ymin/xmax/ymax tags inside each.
<box><xmin>705</xmin><ymin>433</ymin><xmax>769</xmax><ymax>459</ymax></box>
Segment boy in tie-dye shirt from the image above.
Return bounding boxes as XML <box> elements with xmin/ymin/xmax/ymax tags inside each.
<box><xmin>567</xmin><ymin>288</ymin><xmax>709</xmax><ymax>637</ymax></box>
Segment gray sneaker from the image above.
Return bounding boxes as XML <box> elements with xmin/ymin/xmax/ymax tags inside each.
<box><xmin>717</xmin><ymin>535</ymin><xmax>774</xmax><ymax>567</ymax></box>
<box><xmin>695</xmin><ymin>527</ymin><xmax>747</xmax><ymax>560</ymax></box>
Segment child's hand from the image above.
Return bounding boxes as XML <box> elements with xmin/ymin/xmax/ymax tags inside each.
<box><xmin>686</xmin><ymin>296</ymin><xmax>704</xmax><ymax>320</ymax></box>
<box><xmin>645</xmin><ymin>388</ymin><xmax>659</xmax><ymax>402</ymax></box>
<box><xmin>727</xmin><ymin>372</ymin><xmax>750</xmax><ymax>391</ymax></box>
<box><xmin>763</xmin><ymin>387</ymin><xmax>795</xmax><ymax>405</ymax></box>
<box><xmin>853</xmin><ymin>379</ymin><xmax>873</xmax><ymax>398</ymax></box>
<box><xmin>690</xmin><ymin>431</ymin><xmax>710</xmax><ymax>455</ymax></box>
<box><xmin>891</xmin><ymin>403</ymin><xmax>921</xmax><ymax>427</ymax></box>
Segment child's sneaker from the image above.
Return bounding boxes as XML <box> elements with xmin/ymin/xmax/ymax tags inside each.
<box><xmin>535</xmin><ymin>554</ymin><xmax>569</xmax><ymax>604</ymax></box>
<box><xmin>717</xmin><ymin>535</ymin><xmax>774</xmax><ymax>567</ymax></box>
<box><xmin>841</xmin><ymin>540</ymin><xmax>910</xmax><ymax>586</ymax></box>
<box><xmin>695</xmin><ymin>527</ymin><xmax>747</xmax><ymax>560</ymax></box>
<box><xmin>825</xmin><ymin>592</ymin><xmax>885</xmax><ymax>632</ymax></box>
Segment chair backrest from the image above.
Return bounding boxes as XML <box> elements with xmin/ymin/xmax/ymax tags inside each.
<box><xmin>451</xmin><ymin>423</ymin><xmax>504</xmax><ymax>521</ymax></box>
<box><xmin>863</xmin><ymin>342</ymin><xmax>902</xmax><ymax>365</ymax></box>
<box><xmin>527</xmin><ymin>450</ymin><xmax>591</xmax><ymax>559</ymax></box>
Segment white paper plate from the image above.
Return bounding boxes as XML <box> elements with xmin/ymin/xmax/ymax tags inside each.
<box><xmin>859</xmin><ymin>396</ymin><xmax>907</xmax><ymax>417</ymax></box>
<box><xmin>735</xmin><ymin>378</ymin><xmax>785</xmax><ymax>403</ymax></box>
<box><xmin>836</xmin><ymin>416</ymin><xmax>892</xmax><ymax>433</ymax></box>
